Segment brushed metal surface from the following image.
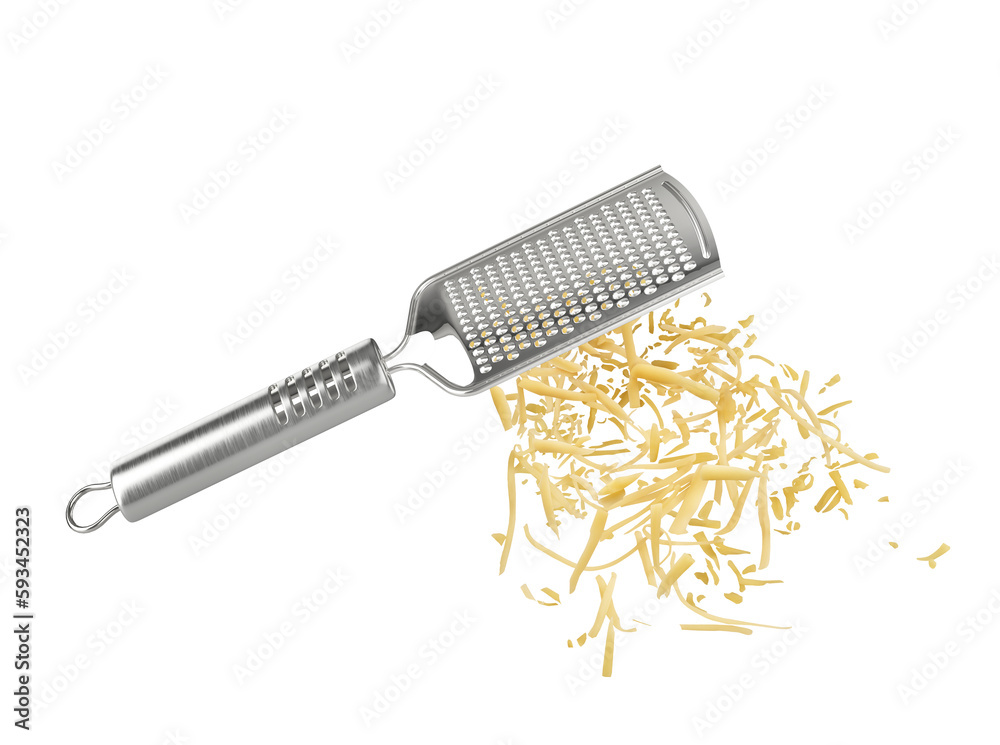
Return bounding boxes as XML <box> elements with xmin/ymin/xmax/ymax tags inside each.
<box><xmin>111</xmin><ymin>339</ymin><xmax>394</xmax><ymax>522</ymax></box>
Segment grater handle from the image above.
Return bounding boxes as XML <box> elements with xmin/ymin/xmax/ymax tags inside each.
<box><xmin>66</xmin><ymin>339</ymin><xmax>395</xmax><ymax>531</ymax></box>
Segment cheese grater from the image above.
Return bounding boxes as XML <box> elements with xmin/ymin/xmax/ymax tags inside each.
<box><xmin>66</xmin><ymin>166</ymin><xmax>722</xmax><ymax>532</ymax></box>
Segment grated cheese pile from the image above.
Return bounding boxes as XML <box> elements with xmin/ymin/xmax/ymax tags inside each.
<box><xmin>490</xmin><ymin>298</ymin><xmax>890</xmax><ymax>676</ymax></box>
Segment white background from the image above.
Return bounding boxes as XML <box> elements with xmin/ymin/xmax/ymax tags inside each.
<box><xmin>2</xmin><ymin>0</ymin><xmax>999</xmax><ymax>742</ymax></box>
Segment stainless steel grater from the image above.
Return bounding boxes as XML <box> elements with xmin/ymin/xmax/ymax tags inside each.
<box><xmin>66</xmin><ymin>166</ymin><xmax>722</xmax><ymax>532</ymax></box>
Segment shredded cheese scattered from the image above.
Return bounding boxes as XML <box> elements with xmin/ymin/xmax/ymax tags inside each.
<box><xmin>492</xmin><ymin>303</ymin><xmax>890</xmax><ymax>676</ymax></box>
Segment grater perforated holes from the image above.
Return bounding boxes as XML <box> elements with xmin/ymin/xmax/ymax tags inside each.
<box><xmin>441</xmin><ymin>180</ymin><xmax>705</xmax><ymax>378</ymax></box>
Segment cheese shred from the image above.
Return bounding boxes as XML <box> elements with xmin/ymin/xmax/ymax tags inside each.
<box><xmin>917</xmin><ymin>543</ymin><xmax>950</xmax><ymax>568</ymax></box>
<box><xmin>492</xmin><ymin>304</ymin><xmax>890</xmax><ymax>676</ymax></box>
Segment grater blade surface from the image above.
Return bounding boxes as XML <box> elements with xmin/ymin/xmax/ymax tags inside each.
<box><xmin>401</xmin><ymin>167</ymin><xmax>722</xmax><ymax>395</ymax></box>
